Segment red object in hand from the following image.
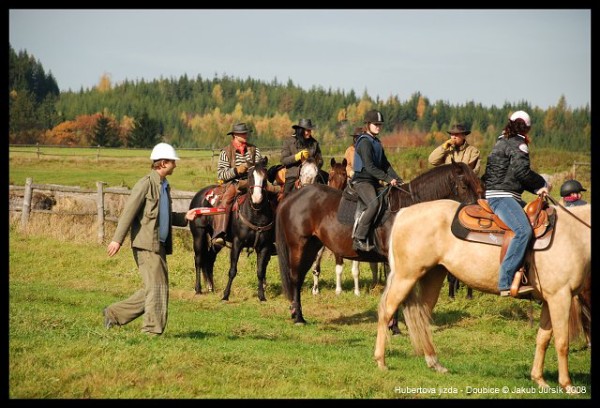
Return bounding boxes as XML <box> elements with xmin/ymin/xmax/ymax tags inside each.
<box><xmin>195</xmin><ymin>207</ymin><xmax>226</xmax><ymax>215</ymax></box>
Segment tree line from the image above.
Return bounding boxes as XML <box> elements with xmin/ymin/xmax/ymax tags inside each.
<box><xmin>9</xmin><ymin>43</ymin><xmax>590</xmax><ymax>153</ymax></box>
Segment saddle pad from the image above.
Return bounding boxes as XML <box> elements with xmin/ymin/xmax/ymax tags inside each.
<box><xmin>205</xmin><ymin>186</ymin><xmax>224</xmax><ymax>207</ymax></box>
<box><xmin>337</xmin><ymin>196</ymin><xmax>357</xmax><ymax>225</ymax></box>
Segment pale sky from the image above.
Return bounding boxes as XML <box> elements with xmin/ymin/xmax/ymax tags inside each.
<box><xmin>9</xmin><ymin>9</ymin><xmax>591</xmax><ymax>110</ymax></box>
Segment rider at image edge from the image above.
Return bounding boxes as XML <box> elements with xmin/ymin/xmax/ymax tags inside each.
<box><xmin>559</xmin><ymin>179</ymin><xmax>587</xmax><ymax>207</ymax></box>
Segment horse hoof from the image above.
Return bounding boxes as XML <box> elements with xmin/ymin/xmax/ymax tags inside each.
<box><xmin>294</xmin><ymin>321</ymin><xmax>306</xmax><ymax>326</ymax></box>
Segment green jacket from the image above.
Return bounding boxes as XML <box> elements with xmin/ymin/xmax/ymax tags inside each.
<box><xmin>112</xmin><ymin>170</ymin><xmax>188</xmax><ymax>255</ymax></box>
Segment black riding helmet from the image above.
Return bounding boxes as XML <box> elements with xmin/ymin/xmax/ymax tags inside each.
<box><xmin>560</xmin><ymin>180</ymin><xmax>587</xmax><ymax>197</ymax></box>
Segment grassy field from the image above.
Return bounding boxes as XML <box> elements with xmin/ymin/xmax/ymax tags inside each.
<box><xmin>8</xmin><ymin>147</ymin><xmax>592</xmax><ymax>399</ymax></box>
<box><xmin>8</xmin><ymin>145</ymin><xmax>592</xmax><ymax>203</ymax></box>
<box><xmin>8</xmin><ymin>227</ymin><xmax>592</xmax><ymax>399</ymax></box>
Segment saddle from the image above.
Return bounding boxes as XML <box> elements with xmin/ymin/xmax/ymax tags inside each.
<box><xmin>452</xmin><ymin>196</ymin><xmax>555</xmax><ymax>258</ymax></box>
<box><xmin>337</xmin><ymin>182</ymin><xmax>391</xmax><ymax>247</ymax></box>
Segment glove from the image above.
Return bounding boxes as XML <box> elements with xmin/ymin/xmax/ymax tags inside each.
<box><xmin>235</xmin><ymin>163</ymin><xmax>248</xmax><ymax>175</ymax></box>
<box><xmin>442</xmin><ymin>140</ymin><xmax>454</xmax><ymax>150</ymax></box>
<box><xmin>294</xmin><ymin>150</ymin><xmax>309</xmax><ymax>161</ymax></box>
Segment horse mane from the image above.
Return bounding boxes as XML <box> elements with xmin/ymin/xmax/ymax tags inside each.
<box><xmin>392</xmin><ymin>162</ymin><xmax>482</xmax><ymax>207</ymax></box>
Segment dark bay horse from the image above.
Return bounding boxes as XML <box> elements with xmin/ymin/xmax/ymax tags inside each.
<box><xmin>276</xmin><ymin>161</ymin><xmax>483</xmax><ymax>324</ymax></box>
<box><xmin>376</xmin><ymin>200</ymin><xmax>591</xmax><ymax>392</ymax></box>
<box><xmin>311</xmin><ymin>157</ymin><xmax>380</xmax><ymax>296</ymax></box>
<box><xmin>189</xmin><ymin>157</ymin><xmax>277</xmax><ymax>301</ymax></box>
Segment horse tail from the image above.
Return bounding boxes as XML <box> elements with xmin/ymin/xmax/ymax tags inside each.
<box><xmin>568</xmin><ymin>297</ymin><xmax>584</xmax><ymax>344</ymax></box>
<box><xmin>401</xmin><ymin>283</ymin><xmax>436</xmax><ymax>357</ymax></box>
<box><xmin>276</xmin><ymin>209</ymin><xmax>293</xmax><ymax>301</ymax></box>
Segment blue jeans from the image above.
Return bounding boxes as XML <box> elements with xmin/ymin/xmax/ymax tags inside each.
<box><xmin>487</xmin><ymin>197</ymin><xmax>533</xmax><ymax>291</ymax></box>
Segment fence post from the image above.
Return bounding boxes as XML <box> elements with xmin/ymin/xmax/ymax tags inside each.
<box><xmin>96</xmin><ymin>181</ymin><xmax>106</xmax><ymax>244</ymax></box>
<box><xmin>97</xmin><ymin>145</ymin><xmax>101</xmax><ymax>162</ymax></box>
<box><xmin>21</xmin><ymin>177</ymin><xmax>33</xmax><ymax>230</ymax></box>
<box><xmin>36</xmin><ymin>144</ymin><xmax>41</xmax><ymax>160</ymax></box>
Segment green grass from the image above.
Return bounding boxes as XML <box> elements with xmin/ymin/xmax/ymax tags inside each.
<box><xmin>9</xmin><ymin>227</ymin><xmax>591</xmax><ymax>399</ymax></box>
<box><xmin>8</xmin><ymin>146</ymin><xmax>591</xmax><ymax>399</ymax></box>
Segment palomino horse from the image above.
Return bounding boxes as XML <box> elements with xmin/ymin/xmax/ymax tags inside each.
<box><xmin>189</xmin><ymin>157</ymin><xmax>278</xmax><ymax>301</ymax></box>
<box><xmin>311</xmin><ymin>157</ymin><xmax>380</xmax><ymax>296</ymax></box>
<box><xmin>276</xmin><ymin>161</ymin><xmax>483</xmax><ymax>324</ymax></box>
<box><xmin>375</xmin><ymin>199</ymin><xmax>591</xmax><ymax>392</ymax></box>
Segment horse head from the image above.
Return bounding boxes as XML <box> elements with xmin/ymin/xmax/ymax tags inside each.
<box><xmin>328</xmin><ymin>157</ymin><xmax>348</xmax><ymax>191</ymax></box>
<box><xmin>298</xmin><ymin>158</ymin><xmax>319</xmax><ymax>187</ymax></box>
<box><xmin>448</xmin><ymin>160</ymin><xmax>484</xmax><ymax>203</ymax></box>
<box><xmin>248</xmin><ymin>157</ymin><xmax>269</xmax><ymax>205</ymax></box>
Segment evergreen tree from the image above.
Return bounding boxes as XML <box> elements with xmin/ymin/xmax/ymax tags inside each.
<box><xmin>92</xmin><ymin>114</ymin><xmax>121</xmax><ymax>147</ymax></box>
<box><xmin>128</xmin><ymin>111</ymin><xmax>163</xmax><ymax>148</ymax></box>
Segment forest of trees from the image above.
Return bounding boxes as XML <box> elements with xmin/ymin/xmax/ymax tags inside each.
<box><xmin>9</xmin><ymin>43</ymin><xmax>591</xmax><ymax>153</ymax></box>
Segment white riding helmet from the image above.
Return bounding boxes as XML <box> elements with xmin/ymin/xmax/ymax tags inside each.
<box><xmin>510</xmin><ymin>110</ymin><xmax>531</xmax><ymax>127</ymax></box>
<box><xmin>150</xmin><ymin>143</ymin><xmax>180</xmax><ymax>161</ymax></box>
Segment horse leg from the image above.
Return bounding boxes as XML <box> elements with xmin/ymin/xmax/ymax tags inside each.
<box><xmin>311</xmin><ymin>247</ymin><xmax>325</xmax><ymax>295</ymax></box>
<box><xmin>350</xmin><ymin>259</ymin><xmax>360</xmax><ymax>296</ymax></box>
<box><xmin>546</xmin><ymin>292</ymin><xmax>577</xmax><ymax>392</ymax></box>
<box><xmin>447</xmin><ymin>273</ymin><xmax>457</xmax><ymax>299</ymax></box>
<box><xmin>256</xmin><ymin>247</ymin><xmax>270</xmax><ymax>302</ymax></box>
<box><xmin>222</xmin><ymin>240</ymin><xmax>242</xmax><ymax>301</ymax></box>
<box><xmin>334</xmin><ymin>259</ymin><xmax>344</xmax><ymax>295</ymax></box>
<box><xmin>369</xmin><ymin>262</ymin><xmax>379</xmax><ymax>289</ymax></box>
<box><xmin>466</xmin><ymin>285</ymin><xmax>473</xmax><ymax>300</ymax></box>
<box><xmin>531</xmin><ymin>301</ymin><xmax>553</xmax><ymax>389</ymax></box>
<box><xmin>192</xmin><ymin>228</ymin><xmax>215</xmax><ymax>294</ymax></box>
<box><xmin>415</xmin><ymin>266</ymin><xmax>448</xmax><ymax>373</ymax></box>
<box><xmin>374</xmin><ymin>273</ymin><xmax>418</xmax><ymax>370</ymax></box>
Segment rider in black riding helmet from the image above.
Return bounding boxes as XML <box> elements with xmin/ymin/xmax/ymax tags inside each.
<box><xmin>351</xmin><ymin>110</ymin><xmax>403</xmax><ymax>252</ymax></box>
<box><xmin>560</xmin><ymin>179</ymin><xmax>587</xmax><ymax>207</ymax></box>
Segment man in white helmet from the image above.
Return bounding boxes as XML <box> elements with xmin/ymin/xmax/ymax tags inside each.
<box><xmin>103</xmin><ymin>143</ymin><xmax>202</xmax><ymax>336</ymax></box>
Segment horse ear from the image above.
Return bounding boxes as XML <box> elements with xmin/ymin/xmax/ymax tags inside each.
<box><xmin>263</xmin><ymin>156</ymin><xmax>268</xmax><ymax>167</ymax></box>
<box><xmin>330</xmin><ymin>157</ymin><xmax>336</xmax><ymax>166</ymax></box>
<box><xmin>342</xmin><ymin>158</ymin><xmax>347</xmax><ymax>167</ymax></box>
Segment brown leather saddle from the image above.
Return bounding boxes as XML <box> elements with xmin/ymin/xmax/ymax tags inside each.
<box><xmin>451</xmin><ymin>196</ymin><xmax>556</xmax><ymax>260</ymax></box>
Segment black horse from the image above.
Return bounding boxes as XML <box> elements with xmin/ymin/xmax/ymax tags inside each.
<box><xmin>189</xmin><ymin>157</ymin><xmax>278</xmax><ymax>301</ymax></box>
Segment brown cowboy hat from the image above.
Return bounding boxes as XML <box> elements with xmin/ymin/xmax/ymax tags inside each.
<box><xmin>447</xmin><ymin>123</ymin><xmax>471</xmax><ymax>136</ymax></box>
<box><xmin>292</xmin><ymin>118</ymin><xmax>315</xmax><ymax>130</ymax></box>
<box><xmin>227</xmin><ymin>122</ymin><xmax>252</xmax><ymax>135</ymax></box>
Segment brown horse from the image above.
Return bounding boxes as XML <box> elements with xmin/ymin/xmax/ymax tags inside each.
<box><xmin>375</xmin><ymin>199</ymin><xmax>591</xmax><ymax>392</ymax></box>
<box><xmin>276</xmin><ymin>161</ymin><xmax>483</xmax><ymax>324</ymax></box>
<box><xmin>311</xmin><ymin>157</ymin><xmax>380</xmax><ymax>296</ymax></box>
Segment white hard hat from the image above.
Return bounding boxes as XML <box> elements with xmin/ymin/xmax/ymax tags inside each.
<box><xmin>510</xmin><ymin>110</ymin><xmax>531</xmax><ymax>127</ymax></box>
<box><xmin>150</xmin><ymin>143</ymin><xmax>180</xmax><ymax>161</ymax></box>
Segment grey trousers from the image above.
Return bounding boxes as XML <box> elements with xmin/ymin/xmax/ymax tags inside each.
<box><xmin>107</xmin><ymin>245</ymin><xmax>169</xmax><ymax>335</ymax></box>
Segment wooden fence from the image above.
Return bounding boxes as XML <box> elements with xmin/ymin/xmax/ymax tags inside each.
<box><xmin>10</xmin><ymin>177</ymin><xmax>196</xmax><ymax>244</ymax></box>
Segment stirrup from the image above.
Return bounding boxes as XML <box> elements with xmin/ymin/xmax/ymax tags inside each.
<box><xmin>509</xmin><ymin>267</ymin><xmax>528</xmax><ymax>297</ymax></box>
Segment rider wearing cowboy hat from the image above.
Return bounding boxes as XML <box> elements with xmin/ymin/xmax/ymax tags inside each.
<box><xmin>428</xmin><ymin>123</ymin><xmax>481</xmax><ymax>175</ymax></box>
<box><xmin>280</xmin><ymin>118</ymin><xmax>324</xmax><ymax>195</ymax></box>
<box><xmin>211</xmin><ymin>122</ymin><xmax>280</xmax><ymax>248</ymax></box>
